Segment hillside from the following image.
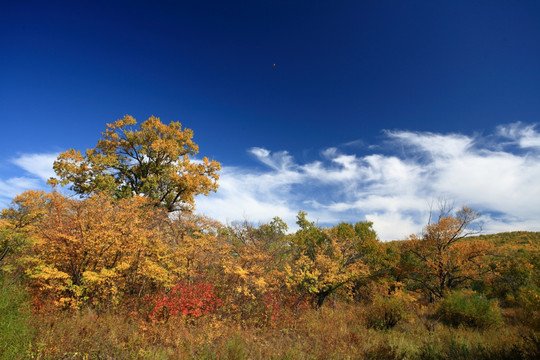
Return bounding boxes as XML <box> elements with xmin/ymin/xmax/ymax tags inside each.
<box><xmin>471</xmin><ymin>231</ymin><xmax>540</xmax><ymax>249</ymax></box>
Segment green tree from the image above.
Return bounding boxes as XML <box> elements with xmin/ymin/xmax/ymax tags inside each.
<box><xmin>49</xmin><ymin>115</ymin><xmax>220</xmax><ymax>212</ymax></box>
<box><xmin>286</xmin><ymin>212</ymin><xmax>372</xmax><ymax>309</ymax></box>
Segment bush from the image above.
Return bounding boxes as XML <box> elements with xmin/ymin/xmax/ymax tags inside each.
<box><xmin>437</xmin><ymin>290</ymin><xmax>502</xmax><ymax>329</ymax></box>
<box><xmin>145</xmin><ymin>281</ymin><xmax>222</xmax><ymax>322</ymax></box>
<box><xmin>365</xmin><ymin>294</ymin><xmax>409</xmax><ymax>330</ymax></box>
<box><xmin>514</xmin><ymin>286</ymin><xmax>540</xmax><ymax>330</ymax></box>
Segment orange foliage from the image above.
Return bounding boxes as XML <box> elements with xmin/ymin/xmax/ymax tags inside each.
<box><xmin>406</xmin><ymin>206</ymin><xmax>494</xmax><ymax>300</ymax></box>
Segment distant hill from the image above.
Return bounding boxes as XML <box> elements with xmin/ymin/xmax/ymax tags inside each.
<box><xmin>469</xmin><ymin>231</ymin><xmax>540</xmax><ymax>253</ymax></box>
<box><xmin>389</xmin><ymin>231</ymin><xmax>540</xmax><ymax>254</ymax></box>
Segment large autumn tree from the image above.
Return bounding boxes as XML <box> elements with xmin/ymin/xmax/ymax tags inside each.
<box><xmin>48</xmin><ymin>115</ymin><xmax>220</xmax><ymax>212</ymax></box>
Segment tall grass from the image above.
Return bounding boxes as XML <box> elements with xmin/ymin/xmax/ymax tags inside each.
<box><xmin>0</xmin><ymin>278</ymin><xmax>34</xmax><ymax>359</ymax></box>
<box><xmin>2</xmin><ymin>296</ymin><xmax>535</xmax><ymax>359</ymax></box>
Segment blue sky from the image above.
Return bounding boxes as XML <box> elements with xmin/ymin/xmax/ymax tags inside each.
<box><xmin>1</xmin><ymin>0</ymin><xmax>540</xmax><ymax>240</ymax></box>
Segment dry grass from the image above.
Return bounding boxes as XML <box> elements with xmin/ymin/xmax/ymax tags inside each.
<box><xmin>21</xmin><ymin>301</ymin><xmax>539</xmax><ymax>360</ymax></box>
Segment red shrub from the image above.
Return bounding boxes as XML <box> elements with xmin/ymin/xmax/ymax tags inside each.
<box><xmin>147</xmin><ymin>281</ymin><xmax>222</xmax><ymax>322</ymax></box>
<box><xmin>261</xmin><ymin>291</ymin><xmax>298</xmax><ymax>328</ymax></box>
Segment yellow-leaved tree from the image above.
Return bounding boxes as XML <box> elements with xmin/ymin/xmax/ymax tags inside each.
<box><xmin>285</xmin><ymin>212</ymin><xmax>371</xmax><ymax>309</ymax></box>
<box><xmin>48</xmin><ymin>115</ymin><xmax>220</xmax><ymax>212</ymax></box>
<box><xmin>1</xmin><ymin>190</ymin><xmax>54</xmax><ymax>272</ymax></box>
<box><xmin>5</xmin><ymin>191</ymin><xmax>175</xmax><ymax>310</ymax></box>
<box><xmin>216</xmin><ymin>218</ymin><xmax>290</xmax><ymax>322</ymax></box>
<box><xmin>163</xmin><ymin>212</ymin><xmax>227</xmax><ymax>284</ymax></box>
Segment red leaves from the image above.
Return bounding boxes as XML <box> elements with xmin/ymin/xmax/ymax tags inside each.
<box><xmin>146</xmin><ymin>281</ymin><xmax>222</xmax><ymax>322</ymax></box>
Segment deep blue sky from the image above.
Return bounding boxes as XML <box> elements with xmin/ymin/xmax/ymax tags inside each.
<box><xmin>2</xmin><ymin>1</ymin><xmax>540</xmax><ymax>239</ymax></box>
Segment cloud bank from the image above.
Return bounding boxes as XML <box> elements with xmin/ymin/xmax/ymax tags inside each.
<box><xmin>196</xmin><ymin>122</ymin><xmax>540</xmax><ymax>240</ymax></box>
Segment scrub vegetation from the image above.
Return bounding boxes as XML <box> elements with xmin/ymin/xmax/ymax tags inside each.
<box><xmin>1</xmin><ymin>117</ymin><xmax>538</xmax><ymax>359</ymax></box>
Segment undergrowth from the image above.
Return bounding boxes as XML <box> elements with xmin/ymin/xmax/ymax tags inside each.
<box><xmin>20</xmin><ymin>301</ymin><xmax>539</xmax><ymax>359</ymax></box>
<box><xmin>0</xmin><ymin>278</ymin><xmax>34</xmax><ymax>360</ymax></box>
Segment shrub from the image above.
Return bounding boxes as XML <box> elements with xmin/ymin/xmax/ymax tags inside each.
<box><xmin>146</xmin><ymin>281</ymin><xmax>222</xmax><ymax>322</ymax></box>
<box><xmin>436</xmin><ymin>289</ymin><xmax>502</xmax><ymax>329</ymax></box>
<box><xmin>365</xmin><ymin>294</ymin><xmax>409</xmax><ymax>330</ymax></box>
<box><xmin>515</xmin><ymin>286</ymin><xmax>540</xmax><ymax>330</ymax></box>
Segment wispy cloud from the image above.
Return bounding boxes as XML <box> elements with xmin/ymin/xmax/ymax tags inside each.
<box><xmin>0</xmin><ymin>177</ymin><xmax>41</xmax><ymax>199</ymax></box>
<box><xmin>249</xmin><ymin>147</ymin><xmax>295</xmax><ymax>171</ymax></box>
<box><xmin>497</xmin><ymin>122</ymin><xmax>540</xmax><ymax>149</ymax></box>
<box><xmin>196</xmin><ymin>122</ymin><xmax>540</xmax><ymax>240</ymax></box>
<box><xmin>11</xmin><ymin>153</ymin><xmax>59</xmax><ymax>181</ymax></box>
<box><xmin>0</xmin><ymin>153</ymin><xmax>58</xmax><ymax>209</ymax></box>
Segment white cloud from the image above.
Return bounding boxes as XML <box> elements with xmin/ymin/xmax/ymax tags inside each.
<box><xmin>12</xmin><ymin>153</ymin><xmax>59</xmax><ymax>181</ymax></box>
<box><xmin>196</xmin><ymin>124</ymin><xmax>540</xmax><ymax>241</ymax></box>
<box><xmin>386</xmin><ymin>130</ymin><xmax>473</xmax><ymax>158</ymax></box>
<box><xmin>365</xmin><ymin>211</ymin><xmax>424</xmax><ymax>241</ymax></box>
<box><xmin>0</xmin><ymin>177</ymin><xmax>41</xmax><ymax>198</ymax></box>
<box><xmin>195</xmin><ymin>165</ymin><xmax>300</xmax><ymax>226</ymax></box>
<box><xmin>0</xmin><ymin>177</ymin><xmax>42</xmax><ymax>210</ymax></box>
<box><xmin>249</xmin><ymin>147</ymin><xmax>294</xmax><ymax>170</ymax></box>
<box><xmin>0</xmin><ymin>152</ymin><xmax>58</xmax><ymax>210</ymax></box>
<box><xmin>497</xmin><ymin>122</ymin><xmax>540</xmax><ymax>149</ymax></box>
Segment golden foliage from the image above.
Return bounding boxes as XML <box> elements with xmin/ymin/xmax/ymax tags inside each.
<box><xmin>1</xmin><ymin>191</ymin><xmax>55</xmax><ymax>271</ymax></box>
<box><xmin>163</xmin><ymin>212</ymin><xmax>227</xmax><ymax>283</ymax></box>
<box><xmin>286</xmin><ymin>213</ymin><xmax>373</xmax><ymax>308</ymax></box>
<box><xmin>49</xmin><ymin>115</ymin><xmax>220</xmax><ymax>212</ymax></box>
<box><xmin>13</xmin><ymin>192</ymin><xmax>174</xmax><ymax>309</ymax></box>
